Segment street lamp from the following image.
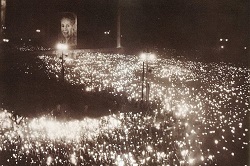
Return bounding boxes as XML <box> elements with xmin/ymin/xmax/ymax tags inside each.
<box><xmin>140</xmin><ymin>52</ymin><xmax>156</xmax><ymax>105</ymax></box>
<box><xmin>57</xmin><ymin>43</ymin><xmax>68</xmax><ymax>82</ymax></box>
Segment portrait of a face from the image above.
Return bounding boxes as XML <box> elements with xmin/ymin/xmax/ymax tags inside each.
<box><xmin>61</xmin><ymin>17</ymin><xmax>74</xmax><ymax>39</ymax></box>
<box><xmin>59</xmin><ymin>12</ymin><xmax>77</xmax><ymax>46</ymax></box>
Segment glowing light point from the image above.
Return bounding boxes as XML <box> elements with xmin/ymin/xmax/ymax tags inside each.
<box><xmin>57</xmin><ymin>43</ymin><xmax>68</xmax><ymax>50</ymax></box>
<box><xmin>181</xmin><ymin>149</ymin><xmax>188</xmax><ymax>157</ymax></box>
<box><xmin>46</xmin><ymin>156</ymin><xmax>52</xmax><ymax>165</ymax></box>
<box><xmin>208</xmin><ymin>155</ymin><xmax>213</xmax><ymax>160</ymax></box>
<box><xmin>70</xmin><ymin>154</ymin><xmax>77</xmax><ymax>165</ymax></box>
<box><xmin>188</xmin><ymin>158</ymin><xmax>195</xmax><ymax>164</ymax></box>
<box><xmin>3</xmin><ymin>38</ymin><xmax>9</xmax><ymax>42</ymax></box>
<box><xmin>215</xmin><ymin>140</ymin><xmax>219</xmax><ymax>144</ymax></box>
<box><xmin>146</xmin><ymin>145</ymin><xmax>153</xmax><ymax>152</ymax></box>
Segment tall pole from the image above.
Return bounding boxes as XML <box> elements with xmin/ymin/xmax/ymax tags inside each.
<box><xmin>117</xmin><ymin>0</ymin><xmax>121</xmax><ymax>48</ymax></box>
<box><xmin>146</xmin><ymin>63</ymin><xmax>149</xmax><ymax>104</ymax></box>
<box><xmin>0</xmin><ymin>0</ymin><xmax>6</xmax><ymax>45</ymax></box>
<box><xmin>57</xmin><ymin>43</ymin><xmax>67</xmax><ymax>82</ymax></box>
<box><xmin>141</xmin><ymin>61</ymin><xmax>144</xmax><ymax>101</ymax></box>
<box><xmin>61</xmin><ymin>51</ymin><xmax>64</xmax><ymax>82</ymax></box>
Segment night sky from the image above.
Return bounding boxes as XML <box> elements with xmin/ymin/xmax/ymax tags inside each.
<box><xmin>4</xmin><ymin>0</ymin><xmax>249</xmax><ymax>49</ymax></box>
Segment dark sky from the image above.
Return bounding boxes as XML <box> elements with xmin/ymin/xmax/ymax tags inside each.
<box><xmin>4</xmin><ymin>0</ymin><xmax>249</xmax><ymax>49</ymax></box>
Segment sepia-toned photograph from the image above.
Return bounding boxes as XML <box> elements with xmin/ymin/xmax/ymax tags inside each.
<box><xmin>0</xmin><ymin>0</ymin><xmax>249</xmax><ymax>165</ymax></box>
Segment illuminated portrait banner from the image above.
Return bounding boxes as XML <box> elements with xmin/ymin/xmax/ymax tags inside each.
<box><xmin>58</xmin><ymin>12</ymin><xmax>77</xmax><ymax>48</ymax></box>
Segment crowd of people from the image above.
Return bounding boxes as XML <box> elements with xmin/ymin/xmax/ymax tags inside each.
<box><xmin>2</xmin><ymin>43</ymin><xmax>52</xmax><ymax>52</ymax></box>
<box><xmin>16</xmin><ymin>45</ymin><xmax>51</xmax><ymax>52</ymax></box>
<box><xmin>0</xmin><ymin>51</ymin><xmax>249</xmax><ymax>165</ymax></box>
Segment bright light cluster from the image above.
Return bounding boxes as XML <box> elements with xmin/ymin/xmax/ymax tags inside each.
<box><xmin>1</xmin><ymin>52</ymin><xmax>249</xmax><ymax>165</ymax></box>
